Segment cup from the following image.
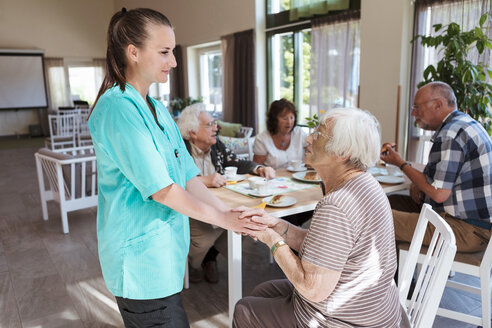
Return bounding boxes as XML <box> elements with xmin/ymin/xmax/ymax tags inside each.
<box><xmin>386</xmin><ymin>164</ymin><xmax>398</xmax><ymax>176</ymax></box>
<box><xmin>248</xmin><ymin>176</ymin><xmax>265</xmax><ymax>189</ymax></box>
<box><xmin>224</xmin><ymin>166</ymin><xmax>238</xmax><ymax>179</ymax></box>
<box><xmin>255</xmin><ymin>179</ymin><xmax>268</xmax><ymax>193</ymax></box>
<box><xmin>289</xmin><ymin>159</ymin><xmax>303</xmax><ymax>170</ymax></box>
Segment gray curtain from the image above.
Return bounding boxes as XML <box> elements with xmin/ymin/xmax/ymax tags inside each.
<box><xmin>221</xmin><ymin>34</ymin><xmax>235</xmax><ymax>122</ymax></box>
<box><xmin>232</xmin><ymin>29</ymin><xmax>256</xmax><ymax>132</ymax></box>
<box><xmin>170</xmin><ymin>45</ymin><xmax>185</xmax><ymax>101</ymax></box>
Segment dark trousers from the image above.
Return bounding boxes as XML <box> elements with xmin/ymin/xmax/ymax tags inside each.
<box><xmin>116</xmin><ymin>293</ymin><xmax>190</xmax><ymax>328</ymax></box>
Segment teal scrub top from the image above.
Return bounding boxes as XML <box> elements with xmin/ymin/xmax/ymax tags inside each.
<box><xmin>88</xmin><ymin>83</ymin><xmax>200</xmax><ymax>300</ymax></box>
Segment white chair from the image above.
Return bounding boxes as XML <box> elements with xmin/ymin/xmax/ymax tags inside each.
<box><xmin>238</xmin><ymin>126</ymin><xmax>253</xmax><ymax>138</ymax></box>
<box><xmin>46</xmin><ymin>114</ymin><xmax>77</xmax><ymax>150</ymax></box>
<box><xmin>434</xmin><ymin>235</ymin><xmax>492</xmax><ymax>327</ymax></box>
<box><xmin>35</xmin><ymin>146</ymin><xmax>98</xmax><ymax>234</ymax></box>
<box><xmin>398</xmin><ymin>203</ymin><xmax>457</xmax><ymax>328</ymax></box>
<box><xmin>76</xmin><ymin>107</ymin><xmax>93</xmax><ymax>147</ymax></box>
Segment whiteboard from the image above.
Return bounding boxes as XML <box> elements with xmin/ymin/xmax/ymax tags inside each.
<box><xmin>0</xmin><ymin>54</ymin><xmax>48</xmax><ymax>109</ymax></box>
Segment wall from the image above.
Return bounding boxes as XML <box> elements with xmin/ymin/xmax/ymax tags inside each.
<box><xmin>359</xmin><ymin>0</ymin><xmax>414</xmax><ymax>155</ymax></box>
<box><xmin>116</xmin><ymin>0</ymin><xmax>255</xmax><ymax>47</ymax></box>
<box><xmin>0</xmin><ymin>0</ymin><xmax>115</xmax><ymax>136</ymax></box>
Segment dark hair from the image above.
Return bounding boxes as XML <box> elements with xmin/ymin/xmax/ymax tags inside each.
<box><xmin>90</xmin><ymin>8</ymin><xmax>172</xmax><ymax>116</ymax></box>
<box><xmin>266</xmin><ymin>98</ymin><xmax>298</xmax><ymax>135</ymax></box>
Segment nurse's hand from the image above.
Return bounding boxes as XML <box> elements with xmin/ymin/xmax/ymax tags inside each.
<box><xmin>222</xmin><ymin>211</ymin><xmax>267</xmax><ymax>236</ymax></box>
<box><xmin>200</xmin><ymin>173</ymin><xmax>227</xmax><ymax>188</ymax></box>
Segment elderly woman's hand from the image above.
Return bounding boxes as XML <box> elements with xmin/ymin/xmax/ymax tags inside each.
<box><xmin>255</xmin><ymin>227</ymin><xmax>282</xmax><ymax>246</ymax></box>
<box><xmin>257</xmin><ymin>166</ymin><xmax>276</xmax><ymax>179</ymax></box>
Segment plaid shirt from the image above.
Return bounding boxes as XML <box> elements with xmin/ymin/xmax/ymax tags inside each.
<box><xmin>423</xmin><ymin>110</ymin><xmax>492</xmax><ymax>222</ymax></box>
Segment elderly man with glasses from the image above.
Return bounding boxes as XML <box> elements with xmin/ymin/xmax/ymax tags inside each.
<box><xmin>177</xmin><ymin>103</ymin><xmax>275</xmax><ymax>283</ymax></box>
<box><xmin>381</xmin><ymin>81</ymin><xmax>492</xmax><ymax>253</ymax></box>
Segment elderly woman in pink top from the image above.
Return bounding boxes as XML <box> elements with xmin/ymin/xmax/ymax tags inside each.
<box><xmin>234</xmin><ymin>108</ymin><xmax>400</xmax><ymax>328</ymax></box>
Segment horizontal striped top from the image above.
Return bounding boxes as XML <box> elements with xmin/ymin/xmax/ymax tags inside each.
<box><xmin>293</xmin><ymin>172</ymin><xmax>400</xmax><ymax>327</ymax></box>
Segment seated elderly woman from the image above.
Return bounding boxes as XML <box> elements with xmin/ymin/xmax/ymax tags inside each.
<box><xmin>254</xmin><ymin>98</ymin><xmax>307</xmax><ymax>169</ymax></box>
<box><xmin>234</xmin><ymin>108</ymin><xmax>400</xmax><ymax>327</ymax></box>
<box><xmin>177</xmin><ymin>103</ymin><xmax>275</xmax><ymax>283</ymax></box>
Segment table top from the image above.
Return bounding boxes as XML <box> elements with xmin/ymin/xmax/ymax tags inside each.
<box><xmin>210</xmin><ymin>169</ymin><xmax>410</xmax><ymax>218</ymax></box>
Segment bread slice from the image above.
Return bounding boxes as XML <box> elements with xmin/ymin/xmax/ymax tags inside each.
<box><xmin>270</xmin><ymin>194</ymin><xmax>285</xmax><ymax>204</ymax></box>
<box><xmin>304</xmin><ymin>171</ymin><xmax>319</xmax><ymax>181</ymax></box>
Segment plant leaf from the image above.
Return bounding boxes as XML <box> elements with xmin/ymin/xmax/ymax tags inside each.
<box><xmin>479</xmin><ymin>13</ymin><xmax>487</xmax><ymax>27</ymax></box>
<box><xmin>433</xmin><ymin>23</ymin><xmax>443</xmax><ymax>32</ymax></box>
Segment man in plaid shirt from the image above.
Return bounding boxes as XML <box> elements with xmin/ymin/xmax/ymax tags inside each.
<box><xmin>381</xmin><ymin>81</ymin><xmax>492</xmax><ymax>252</ymax></box>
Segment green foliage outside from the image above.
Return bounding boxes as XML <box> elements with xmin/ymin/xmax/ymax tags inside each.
<box><xmin>169</xmin><ymin>96</ymin><xmax>203</xmax><ymax>117</ymax></box>
<box><xmin>413</xmin><ymin>12</ymin><xmax>492</xmax><ymax>134</ymax></box>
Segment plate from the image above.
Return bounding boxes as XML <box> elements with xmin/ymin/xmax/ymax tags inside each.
<box><xmin>292</xmin><ymin>171</ymin><xmax>321</xmax><ymax>183</ymax></box>
<box><xmin>287</xmin><ymin>165</ymin><xmax>307</xmax><ymax>172</ymax></box>
<box><xmin>367</xmin><ymin>166</ymin><xmax>403</xmax><ymax>177</ymax></box>
<box><xmin>249</xmin><ymin>190</ymin><xmax>273</xmax><ymax>197</ymax></box>
<box><xmin>227</xmin><ymin>174</ymin><xmax>246</xmax><ymax>182</ymax></box>
<box><xmin>263</xmin><ymin>196</ymin><xmax>297</xmax><ymax>207</ymax></box>
<box><xmin>376</xmin><ymin>175</ymin><xmax>405</xmax><ymax>184</ymax></box>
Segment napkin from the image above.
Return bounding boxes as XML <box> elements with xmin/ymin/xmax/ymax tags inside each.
<box><xmin>253</xmin><ymin>201</ymin><xmax>267</xmax><ymax>209</ymax></box>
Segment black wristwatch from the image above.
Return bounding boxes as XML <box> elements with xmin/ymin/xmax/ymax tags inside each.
<box><xmin>399</xmin><ymin>162</ymin><xmax>411</xmax><ymax>170</ymax></box>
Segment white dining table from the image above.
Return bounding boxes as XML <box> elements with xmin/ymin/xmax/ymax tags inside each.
<box><xmin>209</xmin><ymin>169</ymin><xmax>411</xmax><ymax>327</ymax></box>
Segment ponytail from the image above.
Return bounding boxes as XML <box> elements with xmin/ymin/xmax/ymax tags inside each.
<box><xmin>89</xmin><ymin>8</ymin><xmax>172</xmax><ymax>118</ymax></box>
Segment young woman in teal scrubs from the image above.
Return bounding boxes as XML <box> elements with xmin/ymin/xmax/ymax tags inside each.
<box><xmin>88</xmin><ymin>8</ymin><xmax>263</xmax><ymax>328</ymax></box>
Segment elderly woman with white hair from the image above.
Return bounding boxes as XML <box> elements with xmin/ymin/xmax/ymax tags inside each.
<box><xmin>233</xmin><ymin>108</ymin><xmax>400</xmax><ymax>328</ymax></box>
<box><xmin>177</xmin><ymin>103</ymin><xmax>275</xmax><ymax>283</ymax></box>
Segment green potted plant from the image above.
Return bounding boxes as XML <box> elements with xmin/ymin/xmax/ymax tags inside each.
<box><xmin>413</xmin><ymin>12</ymin><xmax>492</xmax><ymax>134</ymax></box>
<box><xmin>169</xmin><ymin>96</ymin><xmax>203</xmax><ymax>117</ymax></box>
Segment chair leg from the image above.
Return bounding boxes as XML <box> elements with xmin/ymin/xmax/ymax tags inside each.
<box><xmin>60</xmin><ymin>206</ymin><xmax>69</xmax><ymax>234</ymax></box>
<box><xmin>184</xmin><ymin>259</ymin><xmax>189</xmax><ymax>289</ymax></box>
<box><xmin>41</xmin><ymin>198</ymin><xmax>48</xmax><ymax>221</ymax></box>
<box><xmin>480</xmin><ymin>269</ymin><xmax>491</xmax><ymax>328</ymax></box>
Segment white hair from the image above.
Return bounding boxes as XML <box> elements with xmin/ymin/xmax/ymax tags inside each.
<box><xmin>176</xmin><ymin>103</ymin><xmax>208</xmax><ymax>140</ymax></box>
<box><xmin>319</xmin><ymin>108</ymin><xmax>381</xmax><ymax>170</ymax></box>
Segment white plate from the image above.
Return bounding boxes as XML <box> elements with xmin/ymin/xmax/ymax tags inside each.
<box><xmin>292</xmin><ymin>171</ymin><xmax>321</xmax><ymax>183</ymax></box>
<box><xmin>287</xmin><ymin>165</ymin><xmax>307</xmax><ymax>172</ymax></box>
<box><xmin>263</xmin><ymin>196</ymin><xmax>297</xmax><ymax>207</ymax></box>
<box><xmin>227</xmin><ymin>174</ymin><xmax>246</xmax><ymax>182</ymax></box>
<box><xmin>367</xmin><ymin>166</ymin><xmax>403</xmax><ymax>177</ymax></box>
<box><xmin>249</xmin><ymin>190</ymin><xmax>273</xmax><ymax>197</ymax></box>
<box><xmin>376</xmin><ymin>175</ymin><xmax>405</xmax><ymax>184</ymax></box>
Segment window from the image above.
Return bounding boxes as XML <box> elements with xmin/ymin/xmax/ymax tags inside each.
<box><xmin>148</xmin><ymin>82</ymin><xmax>170</xmax><ymax>108</ymax></box>
<box><xmin>64</xmin><ymin>60</ymin><xmax>105</xmax><ymax>106</ymax></box>
<box><xmin>68</xmin><ymin>66</ymin><xmax>99</xmax><ymax>105</ymax></box>
<box><xmin>268</xmin><ymin>28</ymin><xmax>311</xmax><ymax>124</ymax></box>
<box><xmin>266</xmin><ymin>0</ymin><xmax>359</xmax><ymax>126</ymax></box>
<box><xmin>199</xmin><ymin>49</ymin><xmax>223</xmax><ymax>113</ymax></box>
<box><xmin>187</xmin><ymin>42</ymin><xmax>223</xmax><ymax>115</ymax></box>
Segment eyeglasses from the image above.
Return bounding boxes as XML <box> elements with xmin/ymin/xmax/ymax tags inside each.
<box><xmin>311</xmin><ymin>128</ymin><xmax>330</xmax><ymax>140</ymax></box>
<box><xmin>411</xmin><ymin>98</ymin><xmax>439</xmax><ymax>111</ymax></box>
<box><xmin>202</xmin><ymin>120</ymin><xmax>218</xmax><ymax>128</ymax></box>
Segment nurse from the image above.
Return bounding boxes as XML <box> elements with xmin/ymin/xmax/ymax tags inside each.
<box><xmin>88</xmin><ymin>8</ymin><xmax>263</xmax><ymax>328</ymax></box>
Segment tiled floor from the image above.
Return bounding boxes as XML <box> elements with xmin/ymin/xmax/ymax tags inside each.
<box><xmin>0</xmin><ymin>142</ymin><xmax>487</xmax><ymax>327</ymax></box>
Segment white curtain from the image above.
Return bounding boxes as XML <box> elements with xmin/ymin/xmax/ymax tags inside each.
<box><xmin>92</xmin><ymin>58</ymin><xmax>106</xmax><ymax>95</ymax></box>
<box><xmin>309</xmin><ymin>14</ymin><xmax>360</xmax><ymax>118</ymax></box>
<box><xmin>44</xmin><ymin>57</ymin><xmax>71</xmax><ymax>111</ymax></box>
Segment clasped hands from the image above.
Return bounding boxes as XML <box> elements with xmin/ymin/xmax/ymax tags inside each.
<box><xmin>229</xmin><ymin>206</ymin><xmax>283</xmax><ymax>246</ymax></box>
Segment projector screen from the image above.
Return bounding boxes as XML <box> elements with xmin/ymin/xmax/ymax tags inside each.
<box><xmin>0</xmin><ymin>53</ymin><xmax>48</xmax><ymax>110</ymax></box>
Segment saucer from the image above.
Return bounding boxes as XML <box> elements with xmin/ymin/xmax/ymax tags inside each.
<box><xmin>248</xmin><ymin>190</ymin><xmax>273</xmax><ymax>197</ymax></box>
<box><xmin>287</xmin><ymin>165</ymin><xmax>307</xmax><ymax>172</ymax></box>
<box><xmin>227</xmin><ymin>174</ymin><xmax>246</xmax><ymax>182</ymax></box>
<box><xmin>376</xmin><ymin>175</ymin><xmax>405</xmax><ymax>184</ymax></box>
